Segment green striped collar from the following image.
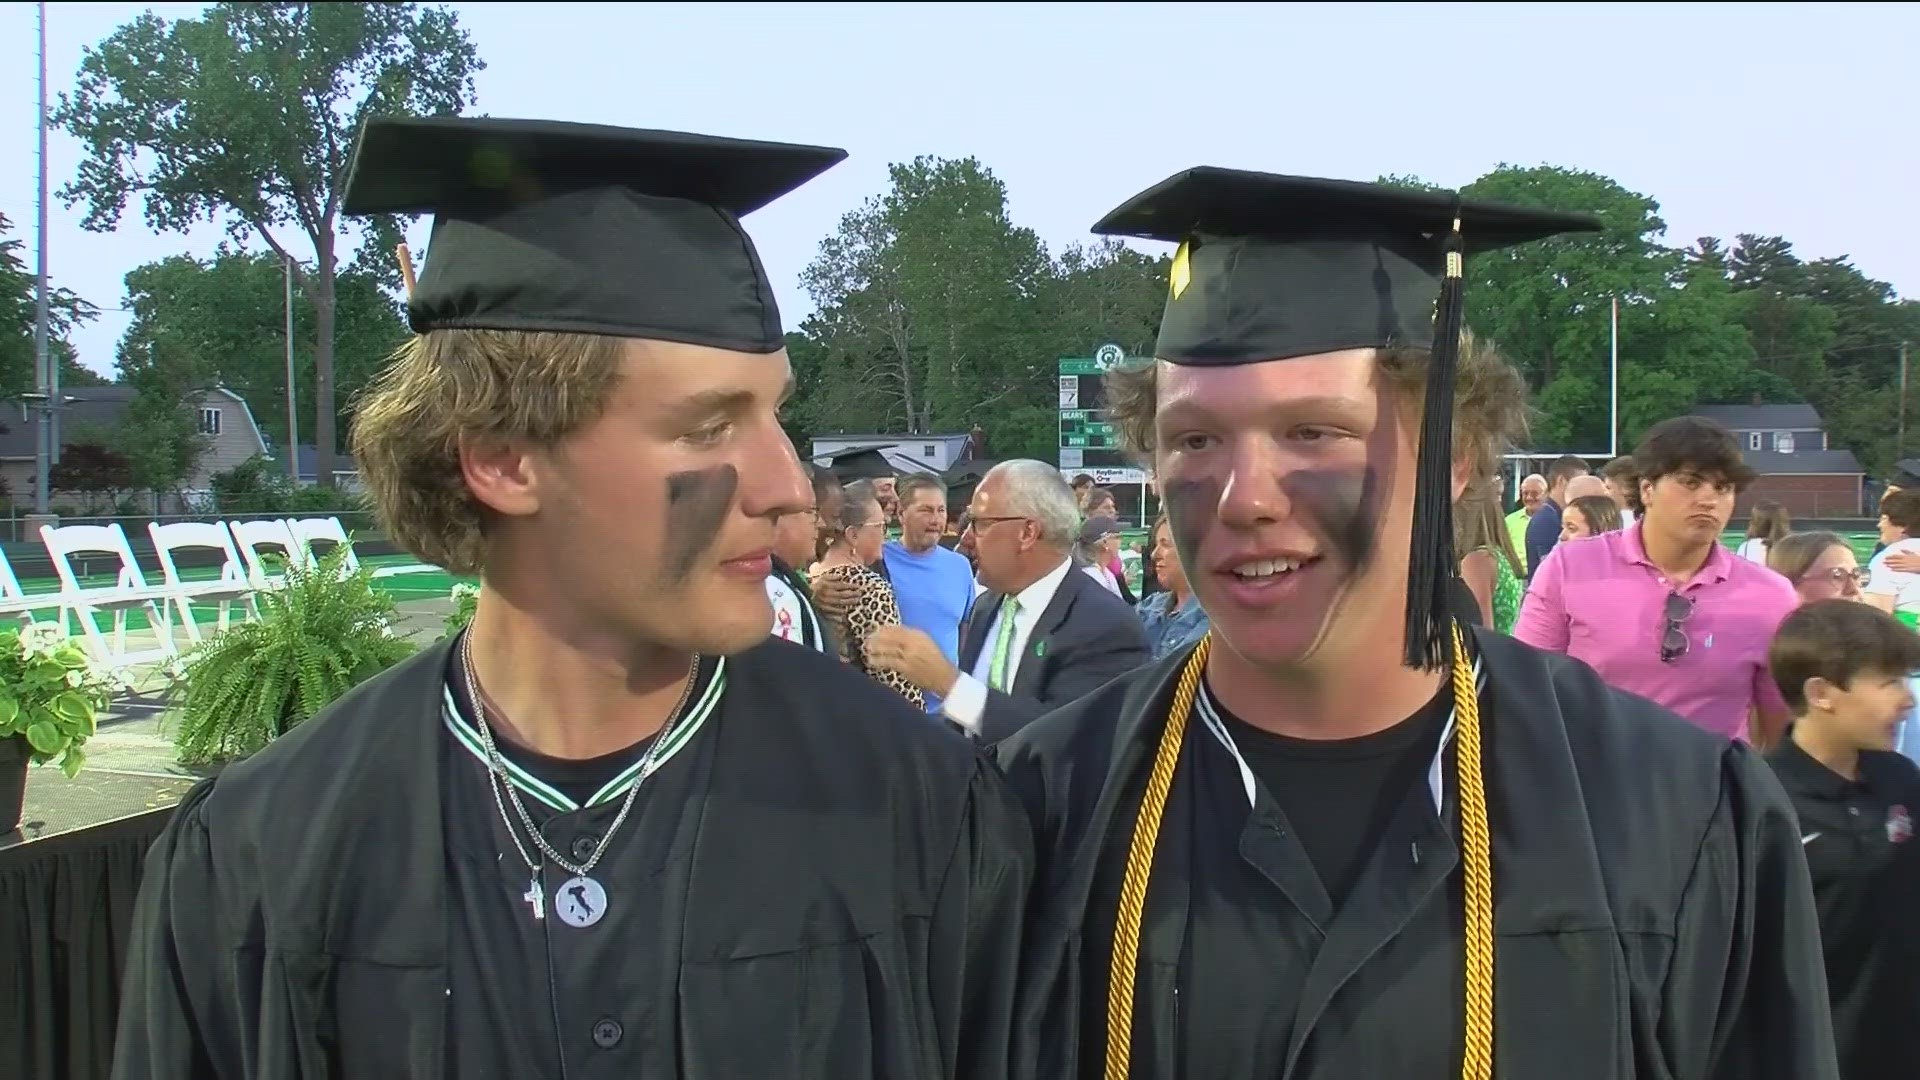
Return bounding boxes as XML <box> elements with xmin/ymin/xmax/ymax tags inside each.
<box><xmin>441</xmin><ymin>656</ymin><xmax>726</xmax><ymax>813</ymax></box>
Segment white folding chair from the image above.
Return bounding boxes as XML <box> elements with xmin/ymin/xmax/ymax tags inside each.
<box><xmin>0</xmin><ymin>545</ymin><xmax>55</xmax><ymax>627</ymax></box>
<box><xmin>39</xmin><ymin>522</ymin><xmax>177</xmax><ymax>670</ymax></box>
<box><xmin>229</xmin><ymin>518</ymin><xmax>306</xmax><ymax>592</ymax></box>
<box><xmin>285</xmin><ymin>516</ymin><xmax>362</xmax><ymax>577</ymax></box>
<box><xmin>288</xmin><ymin>515</ymin><xmax>438</xmax><ymax>579</ymax></box>
<box><xmin>148</xmin><ymin>521</ymin><xmax>258</xmax><ymax>643</ymax></box>
<box><xmin>282</xmin><ymin>516</ymin><xmax>416</xmax><ymax>639</ymax></box>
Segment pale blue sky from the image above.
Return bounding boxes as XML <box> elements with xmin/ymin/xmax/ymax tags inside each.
<box><xmin>3</xmin><ymin>1</ymin><xmax>1914</xmax><ymax>379</ymax></box>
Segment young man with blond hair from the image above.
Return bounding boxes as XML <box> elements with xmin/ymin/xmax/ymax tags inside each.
<box><xmin>112</xmin><ymin>117</ymin><xmax>1030</xmax><ymax>1080</ymax></box>
<box><xmin>996</xmin><ymin>169</ymin><xmax>1835</xmax><ymax>1078</ymax></box>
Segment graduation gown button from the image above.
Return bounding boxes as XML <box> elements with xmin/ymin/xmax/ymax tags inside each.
<box><xmin>591</xmin><ymin>1018</ymin><xmax>623</xmax><ymax>1049</ymax></box>
<box><xmin>570</xmin><ymin>835</ymin><xmax>600</xmax><ymax>861</ymax></box>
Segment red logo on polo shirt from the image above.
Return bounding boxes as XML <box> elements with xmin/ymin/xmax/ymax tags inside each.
<box><xmin>1888</xmin><ymin>805</ymin><xmax>1913</xmax><ymax>845</ymax></box>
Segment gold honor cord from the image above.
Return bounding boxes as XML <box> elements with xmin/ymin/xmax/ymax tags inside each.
<box><xmin>1103</xmin><ymin>623</ymin><xmax>1494</xmax><ymax>1080</ymax></box>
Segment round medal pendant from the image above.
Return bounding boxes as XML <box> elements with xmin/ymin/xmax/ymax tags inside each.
<box><xmin>554</xmin><ymin>876</ymin><xmax>608</xmax><ymax>928</ymax></box>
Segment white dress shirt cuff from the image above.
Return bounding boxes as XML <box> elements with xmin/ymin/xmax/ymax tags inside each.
<box><xmin>941</xmin><ymin>673</ymin><xmax>988</xmax><ymax>735</ymax></box>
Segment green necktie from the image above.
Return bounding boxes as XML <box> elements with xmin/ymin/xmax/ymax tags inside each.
<box><xmin>987</xmin><ymin>595</ymin><xmax>1021</xmax><ymax>692</ymax></box>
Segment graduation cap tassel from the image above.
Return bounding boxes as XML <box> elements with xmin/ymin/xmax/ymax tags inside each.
<box><xmin>1403</xmin><ymin>216</ymin><xmax>1467</xmax><ymax>671</ymax></box>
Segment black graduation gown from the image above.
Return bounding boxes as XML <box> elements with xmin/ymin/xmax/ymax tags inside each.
<box><xmin>110</xmin><ymin>636</ymin><xmax>1033</xmax><ymax>1080</ymax></box>
<box><xmin>994</xmin><ymin>626</ymin><xmax>1840</xmax><ymax>1080</ymax></box>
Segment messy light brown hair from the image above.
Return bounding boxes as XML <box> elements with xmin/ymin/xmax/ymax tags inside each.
<box><xmin>1103</xmin><ymin>329</ymin><xmax>1532</xmax><ymax>485</ymax></box>
<box><xmin>350</xmin><ymin>329</ymin><xmax>627</xmax><ymax>575</ymax></box>
<box><xmin>1454</xmin><ymin>478</ymin><xmax>1525</xmax><ymax>577</ymax></box>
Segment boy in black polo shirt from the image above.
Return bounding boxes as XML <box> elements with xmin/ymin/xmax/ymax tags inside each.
<box><xmin>1768</xmin><ymin>599</ymin><xmax>1920</xmax><ymax>1080</ymax></box>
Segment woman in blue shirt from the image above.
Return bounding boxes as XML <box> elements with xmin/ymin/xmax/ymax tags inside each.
<box><xmin>1136</xmin><ymin>515</ymin><xmax>1209</xmax><ymax>658</ymax></box>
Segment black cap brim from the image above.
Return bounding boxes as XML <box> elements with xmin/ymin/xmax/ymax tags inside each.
<box><xmin>1093</xmin><ymin>167</ymin><xmax>1601</xmax><ymax>252</ymax></box>
<box><xmin>343</xmin><ymin>116</ymin><xmax>846</xmax><ymax>217</ymax></box>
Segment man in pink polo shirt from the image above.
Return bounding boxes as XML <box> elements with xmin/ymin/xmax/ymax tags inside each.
<box><xmin>1516</xmin><ymin>415</ymin><xmax>1799</xmax><ymax>745</ymax></box>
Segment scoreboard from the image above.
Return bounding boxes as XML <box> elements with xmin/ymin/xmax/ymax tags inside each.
<box><xmin>1057</xmin><ymin>348</ymin><xmax>1135</xmax><ymax>472</ymax></box>
<box><xmin>1058</xmin><ymin>346</ymin><xmax>1152</xmax><ymax>524</ymax></box>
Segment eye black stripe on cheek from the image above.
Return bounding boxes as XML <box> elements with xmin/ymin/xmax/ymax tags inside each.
<box><xmin>1161</xmin><ymin>477</ymin><xmax>1221</xmax><ymax>574</ymax></box>
<box><xmin>1281</xmin><ymin>465</ymin><xmax>1382</xmax><ymax>573</ymax></box>
<box><xmin>664</xmin><ymin>465</ymin><xmax>739</xmax><ymax>580</ymax></box>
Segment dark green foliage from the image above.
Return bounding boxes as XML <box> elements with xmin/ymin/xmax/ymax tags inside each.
<box><xmin>0</xmin><ymin>211</ymin><xmax>102</xmax><ymax>394</ymax></box>
<box><xmin>209</xmin><ymin>456</ymin><xmax>367</xmax><ymax>515</ymax></box>
<box><xmin>170</xmin><ymin>545</ymin><xmax>415</xmax><ymax>765</ymax></box>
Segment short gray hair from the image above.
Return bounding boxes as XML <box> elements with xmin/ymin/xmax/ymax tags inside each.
<box><xmin>837</xmin><ymin>480</ymin><xmax>880</xmax><ymax>534</ymax></box>
<box><xmin>985</xmin><ymin>459</ymin><xmax>1081</xmax><ymax>551</ymax></box>
<box><xmin>1074</xmin><ymin>536</ymin><xmax>1112</xmax><ymax>564</ymax></box>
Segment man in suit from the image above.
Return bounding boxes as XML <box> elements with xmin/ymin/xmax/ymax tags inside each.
<box><xmin>868</xmin><ymin>460</ymin><xmax>1150</xmax><ymax>743</ymax></box>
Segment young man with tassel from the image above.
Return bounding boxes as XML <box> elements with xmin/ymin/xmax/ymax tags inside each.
<box><xmin>994</xmin><ymin>169</ymin><xmax>1839</xmax><ymax>1080</ymax></box>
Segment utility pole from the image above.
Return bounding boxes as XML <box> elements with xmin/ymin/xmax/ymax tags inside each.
<box><xmin>1609</xmin><ymin>296</ymin><xmax>1620</xmax><ymax>457</ymax></box>
<box><xmin>285</xmin><ymin>256</ymin><xmax>300</xmax><ymax>482</ymax></box>
<box><xmin>1901</xmin><ymin>341</ymin><xmax>1912</xmax><ymax>459</ymax></box>
<box><xmin>32</xmin><ymin>0</ymin><xmax>51</xmax><ymax>514</ymax></box>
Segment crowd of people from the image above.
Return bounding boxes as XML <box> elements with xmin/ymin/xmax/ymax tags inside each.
<box><xmin>767</xmin><ymin>466</ymin><xmax>1212</xmax><ymax>725</ymax></box>
<box><xmin>1482</xmin><ymin>418</ymin><xmax>1920</xmax><ymax>1079</ymax></box>
<box><xmin>105</xmin><ymin>113</ymin><xmax>1911</xmax><ymax>1080</ymax></box>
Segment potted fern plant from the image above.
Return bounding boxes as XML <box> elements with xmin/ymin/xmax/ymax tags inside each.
<box><xmin>0</xmin><ymin>623</ymin><xmax>119</xmax><ymax>833</ymax></box>
<box><xmin>170</xmin><ymin>545</ymin><xmax>418</xmax><ymax>767</ymax></box>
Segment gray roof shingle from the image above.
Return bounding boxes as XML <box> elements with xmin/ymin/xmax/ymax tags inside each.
<box><xmin>0</xmin><ymin>388</ymin><xmax>141</xmax><ymax>458</ymax></box>
<box><xmin>1740</xmin><ymin>449</ymin><xmax>1862</xmax><ymax>475</ymax></box>
<box><xmin>1694</xmin><ymin>403</ymin><xmax>1824</xmax><ymax>430</ymax></box>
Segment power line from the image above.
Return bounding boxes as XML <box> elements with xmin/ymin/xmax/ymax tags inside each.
<box><xmin>1746</xmin><ymin>339</ymin><xmax>1913</xmax><ymax>366</ymax></box>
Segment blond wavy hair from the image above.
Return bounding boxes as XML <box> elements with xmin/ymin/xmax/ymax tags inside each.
<box><xmin>1103</xmin><ymin>330</ymin><xmax>1532</xmax><ymax>484</ymax></box>
<box><xmin>349</xmin><ymin>329</ymin><xmax>627</xmax><ymax>575</ymax></box>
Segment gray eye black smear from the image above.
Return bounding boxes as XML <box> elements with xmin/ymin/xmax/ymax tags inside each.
<box><xmin>1282</xmin><ymin>466</ymin><xmax>1381</xmax><ymax>574</ymax></box>
<box><xmin>1161</xmin><ymin>477</ymin><xmax>1220</xmax><ymax>575</ymax></box>
<box><xmin>1160</xmin><ymin>466</ymin><xmax>1382</xmax><ymax>575</ymax></box>
<box><xmin>664</xmin><ymin>465</ymin><xmax>739</xmax><ymax>580</ymax></box>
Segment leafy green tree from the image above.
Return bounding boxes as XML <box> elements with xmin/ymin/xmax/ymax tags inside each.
<box><xmin>116</xmin><ymin>251</ymin><xmax>406</xmax><ymax>451</ymax></box>
<box><xmin>0</xmin><ymin>212</ymin><xmax>104</xmax><ymax>394</ymax></box>
<box><xmin>1039</xmin><ymin>239</ymin><xmax>1169</xmax><ymax>363</ymax></box>
<box><xmin>1459</xmin><ymin>165</ymin><xmax>1758</xmax><ymax>450</ymax></box>
<box><xmin>793</xmin><ymin>164</ymin><xmax>1169</xmax><ymax>464</ymax></box>
<box><xmin>799</xmin><ymin>156</ymin><xmax>1055</xmax><ymax>438</ymax></box>
<box><xmin>112</xmin><ymin>335</ymin><xmax>211</xmax><ymax>495</ymax></box>
<box><xmin>1702</xmin><ymin>235</ymin><xmax>1835</xmax><ymax>391</ymax></box>
<box><xmin>54</xmin><ymin>1</ymin><xmax>483</xmax><ymax>486</ymax></box>
<box><xmin>1705</xmin><ymin>233</ymin><xmax>1920</xmax><ymax>475</ymax></box>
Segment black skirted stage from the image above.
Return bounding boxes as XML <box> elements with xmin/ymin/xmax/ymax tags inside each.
<box><xmin>0</xmin><ymin>806</ymin><xmax>174</xmax><ymax>1080</ymax></box>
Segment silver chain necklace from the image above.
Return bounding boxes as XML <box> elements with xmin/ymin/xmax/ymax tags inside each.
<box><xmin>460</xmin><ymin>631</ymin><xmax>700</xmax><ymax>925</ymax></box>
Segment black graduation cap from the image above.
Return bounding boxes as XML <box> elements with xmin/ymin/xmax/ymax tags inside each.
<box><xmin>341</xmin><ymin>116</ymin><xmax>848</xmax><ymax>353</ymax></box>
<box><xmin>1094</xmin><ymin>167</ymin><xmax>1601</xmax><ymax>669</ymax></box>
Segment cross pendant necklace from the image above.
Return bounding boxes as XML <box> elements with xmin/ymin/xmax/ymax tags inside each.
<box><xmin>461</xmin><ymin>631</ymin><xmax>699</xmax><ymax>927</ymax></box>
<box><xmin>524</xmin><ymin>873</ymin><xmax>545</xmax><ymax>921</ymax></box>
